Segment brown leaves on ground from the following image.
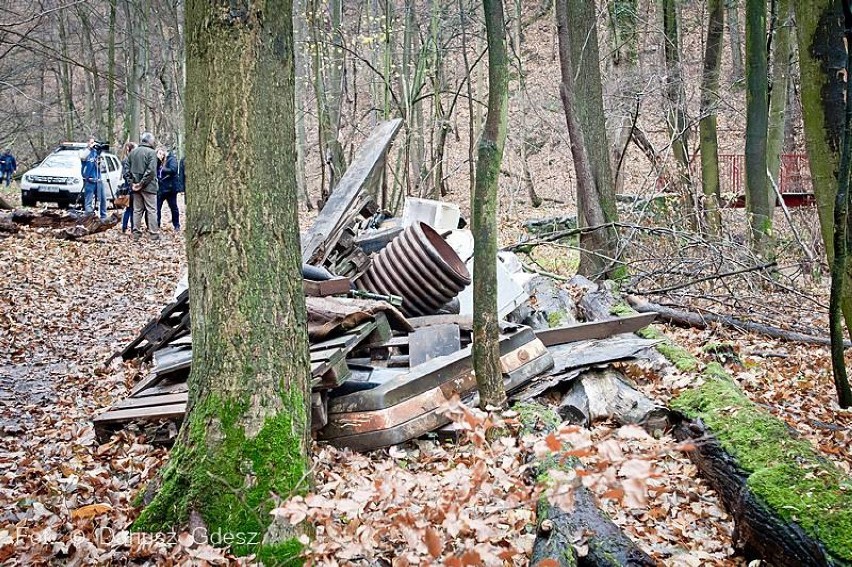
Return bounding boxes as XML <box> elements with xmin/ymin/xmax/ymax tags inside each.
<box><xmin>1</xmin><ymin>218</ymin><xmax>745</xmax><ymax>565</ymax></box>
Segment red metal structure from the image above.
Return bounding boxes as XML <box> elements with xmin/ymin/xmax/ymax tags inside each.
<box><xmin>719</xmin><ymin>153</ymin><xmax>815</xmax><ymax>208</ymax></box>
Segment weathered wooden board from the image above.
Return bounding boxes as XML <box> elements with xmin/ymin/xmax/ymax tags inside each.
<box><xmin>301</xmin><ymin>119</ymin><xmax>403</xmax><ymax>266</ymax></box>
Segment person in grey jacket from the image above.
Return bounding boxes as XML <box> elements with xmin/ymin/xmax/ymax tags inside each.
<box><xmin>128</xmin><ymin>132</ymin><xmax>160</xmax><ymax>240</ymax></box>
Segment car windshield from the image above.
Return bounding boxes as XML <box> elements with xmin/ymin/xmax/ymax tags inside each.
<box><xmin>41</xmin><ymin>155</ymin><xmax>79</xmax><ymax>169</ymax></box>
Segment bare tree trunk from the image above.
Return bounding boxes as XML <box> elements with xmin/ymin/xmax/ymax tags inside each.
<box><xmin>699</xmin><ymin>0</ymin><xmax>724</xmax><ymax>234</ymax></box>
<box><xmin>473</xmin><ymin>0</ymin><xmax>510</xmax><ymax>409</ymax></box>
<box><xmin>605</xmin><ymin>0</ymin><xmax>639</xmax><ymax>194</ymax></box>
<box><xmin>556</xmin><ymin>0</ymin><xmax>623</xmax><ymax>280</ymax></box>
<box><xmin>745</xmin><ymin>0</ymin><xmax>772</xmax><ymax>257</ymax></box>
<box><xmin>795</xmin><ymin>0</ymin><xmax>852</xmax><ymax>345</ymax></box>
<box><xmin>767</xmin><ymin>0</ymin><xmax>793</xmax><ymax>188</ymax></box>
<box><xmin>134</xmin><ymin>0</ymin><xmax>312</xmax><ymax>557</ymax></box>
<box><xmin>726</xmin><ymin>0</ymin><xmax>745</xmax><ymax>83</ymax></box>
<box><xmin>293</xmin><ymin>0</ymin><xmax>314</xmax><ymax>210</ymax></box>
<box><xmin>515</xmin><ymin>0</ymin><xmax>541</xmax><ymax>207</ymax></box>
<box><xmin>107</xmin><ymin>0</ymin><xmax>117</xmax><ymax>141</ymax></box>
<box><xmin>662</xmin><ymin>0</ymin><xmax>694</xmax><ymax>223</ymax></box>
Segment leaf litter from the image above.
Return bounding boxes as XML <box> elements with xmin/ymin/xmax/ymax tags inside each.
<box><xmin>0</xmin><ymin>222</ymin><xmax>765</xmax><ymax>565</ymax></box>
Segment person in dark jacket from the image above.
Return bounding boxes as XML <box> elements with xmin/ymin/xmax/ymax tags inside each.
<box><xmin>80</xmin><ymin>138</ymin><xmax>106</xmax><ymax>220</ymax></box>
<box><xmin>175</xmin><ymin>156</ymin><xmax>185</xmax><ymax>193</ymax></box>
<box><xmin>0</xmin><ymin>148</ymin><xmax>16</xmax><ymax>187</ymax></box>
<box><xmin>128</xmin><ymin>132</ymin><xmax>159</xmax><ymax>240</ymax></box>
<box><xmin>121</xmin><ymin>142</ymin><xmax>137</xmax><ymax>232</ymax></box>
<box><xmin>156</xmin><ymin>148</ymin><xmax>180</xmax><ymax>231</ymax></box>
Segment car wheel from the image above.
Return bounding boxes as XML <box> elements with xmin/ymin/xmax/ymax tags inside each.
<box><xmin>21</xmin><ymin>195</ymin><xmax>37</xmax><ymax>207</ymax></box>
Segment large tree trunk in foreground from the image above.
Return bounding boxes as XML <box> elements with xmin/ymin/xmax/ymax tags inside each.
<box><xmin>472</xmin><ymin>0</ymin><xmax>510</xmax><ymax>409</ymax></box>
<box><xmin>795</xmin><ymin>0</ymin><xmax>852</xmax><ymax>343</ymax></box>
<box><xmin>556</xmin><ymin>0</ymin><xmax>622</xmax><ymax>280</ymax></box>
<box><xmin>745</xmin><ymin>0</ymin><xmax>772</xmax><ymax>257</ymax></box>
<box><xmin>133</xmin><ymin>0</ymin><xmax>312</xmax><ymax>561</ymax></box>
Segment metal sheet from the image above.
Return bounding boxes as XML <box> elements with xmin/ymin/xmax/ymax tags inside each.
<box><xmin>534</xmin><ymin>313</ymin><xmax>657</xmax><ymax>347</ymax></box>
<box><xmin>327</xmin><ymin>328</ymin><xmax>539</xmax><ymax>414</ymax></box>
<box><xmin>408</xmin><ymin>324</ymin><xmax>461</xmax><ymax>367</ymax></box>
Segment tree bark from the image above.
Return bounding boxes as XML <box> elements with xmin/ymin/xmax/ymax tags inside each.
<box><xmin>107</xmin><ymin>0</ymin><xmax>117</xmax><ymax>141</ymax></box>
<box><xmin>133</xmin><ymin>0</ymin><xmax>312</xmax><ymax>560</ymax></box>
<box><xmin>605</xmin><ymin>0</ymin><xmax>639</xmax><ymax>194</ymax></box>
<box><xmin>829</xmin><ymin>0</ymin><xmax>852</xmax><ymax>408</ymax></box>
<box><xmin>793</xmin><ymin>0</ymin><xmax>852</xmax><ymax>341</ymax></box>
<box><xmin>767</xmin><ymin>0</ymin><xmax>794</xmax><ymax>188</ymax></box>
<box><xmin>726</xmin><ymin>0</ymin><xmax>745</xmax><ymax>83</ymax></box>
<box><xmin>699</xmin><ymin>0</ymin><xmax>724</xmax><ymax>235</ymax></box>
<box><xmin>745</xmin><ymin>0</ymin><xmax>772</xmax><ymax>257</ymax></box>
<box><xmin>473</xmin><ymin>0</ymin><xmax>510</xmax><ymax>409</ymax></box>
<box><xmin>555</xmin><ymin>0</ymin><xmax>622</xmax><ymax>280</ymax></box>
<box><xmin>662</xmin><ymin>0</ymin><xmax>694</xmax><ymax>223</ymax></box>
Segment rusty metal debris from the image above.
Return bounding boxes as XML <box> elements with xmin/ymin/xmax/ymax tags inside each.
<box><xmin>96</xmin><ymin>120</ymin><xmax>658</xmax><ymax>451</ymax></box>
<box><xmin>356</xmin><ymin>222</ymin><xmax>471</xmax><ymax>317</ymax></box>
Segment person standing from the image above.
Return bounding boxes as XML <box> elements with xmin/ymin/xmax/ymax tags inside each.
<box><xmin>128</xmin><ymin>132</ymin><xmax>160</xmax><ymax>240</ymax></box>
<box><xmin>121</xmin><ymin>142</ymin><xmax>137</xmax><ymax>232</ymax></box>
<box><xmin>0</xmin><ymin>148</ymin><xmax>16</xmax><ymax>187</ymax></box>
<box><xmin>156</xmin><ymin>147</ymin><xmax>180</xmax><ymax>231</ymax></box>
<box><xmin>80</xmin><ymin>138</ymin><xmax>107</xmax><ymax>220</ymax></box>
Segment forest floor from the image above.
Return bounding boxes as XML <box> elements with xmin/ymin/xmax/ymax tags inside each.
<box><xmin>0</xmin><ymin>183</ymin><xmax>850</xmax><ymax>565</ymax></box>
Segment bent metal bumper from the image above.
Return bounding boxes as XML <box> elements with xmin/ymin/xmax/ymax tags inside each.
<box><xmin>318</xmin><ymin>328</ymin><xmax>553</xmax><ymax>451</ymax></box>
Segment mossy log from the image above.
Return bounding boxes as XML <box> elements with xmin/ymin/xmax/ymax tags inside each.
<box><xmin>533</xmin><ymin>488</ymin><xmax>657</xmax><ymax>567</ymax></box>
<box><xmin>557</xmin><ymin>368</ymin><xmax>669</xmax><ymax>433</ymax></box>
<box><xmin>673</xmin><ymin>378</ymin><xmax>852</xmax><ymax>566</ymax></box>
<box><xmin>516</xmin><ymin>402</ymin><xmax>656</xmax><ymax>566</ymax></box>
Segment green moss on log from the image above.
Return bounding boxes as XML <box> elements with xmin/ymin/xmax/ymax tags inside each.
<box><xmin>673</xmin><ymin>378</ymin><xmax>852</xmax><ymax>561</ymax></box>
<box><xmin>132</xmin><ymin>394</ymin><xmax>309</xmax><ymax>562</ymax></box>
<box><xmin>636</xmin><ymin>326</ymin><xmax>698</xmax><ymax>372</ymax></box>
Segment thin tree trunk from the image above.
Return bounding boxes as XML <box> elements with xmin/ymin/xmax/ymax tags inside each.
<box><xmin>767</xmin><ymin>0</ymin><xmax>793</xmax><ymax>188</ymax></box>
<box><xmin>57</xmin><ymin>12</ymin><xmax>75</xmax><ymax>139</ymax></box>
<box><xmin>134</xmin><ymin>0</ymin><xmax>312</xmax><ymax>556</ymax></box>
<box><xmin>473</xmin><ymin>0</ymin><xmax>510</xmax><ymax>409</ymax></box>
<box><xmin>662</xmin><ymin>0</ymin><xmax>693</xmax><ymax>223</ymax></box>
<box><xmin>605</xmin><ymin>0</ymin><xmax>639</xmax><ymax>194</ymax></box>
<box><xmin>107</xmin><ymin>0</ymin><xmax>117</xmax><ymax>141</ymax></box>
<box><xmin>745</xmin><ymin>0</ymin><xmax>772</xmax><ymax>257</ymax></box>
<box><xmin>293</xmin><ymin>0</ymin><xmax>314</xmax><ymax>210</ymax></box>
<box><xmin>557</xmin><ymin>0</ymin><xmax>622</xmax><ymax>279</ymax></box>
<box><xmin>726</xmin><ymin>0</ymin><xmax>745</xmax><ymax>84</ymax></box>
<box><xmin>516</xmin><ymin>0</ymin><xmax>541</xmax><ymax>207</ymax></box>
<box><xmin>699</xmin><ymin>0</ymin><xmax>724</xmax><ymax>234</ymax></box>
<box><xmin>460</xmin><ymin>0</ymin><xmax>477</xmax><ymax>199</ymax></box>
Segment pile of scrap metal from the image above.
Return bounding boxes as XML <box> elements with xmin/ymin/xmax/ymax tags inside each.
<box><xmin>95</xmin><ymin>119</ymin><xmax>663</xmax><ymax>450</ymax></box>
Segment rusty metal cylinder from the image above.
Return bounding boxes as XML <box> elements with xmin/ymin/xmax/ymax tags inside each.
<box><xmin>356</xmin><ymin>222</ymin><xmax>471</xmax><ymax>317</ymax></box>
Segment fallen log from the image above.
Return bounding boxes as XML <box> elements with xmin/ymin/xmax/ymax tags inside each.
<box><xmin>0</xmin><ymin>194</ymin><xmax>13</xmax><ymax>210</ymax></box>
<box><xmin>627</xmin><ymin>295</ymin><xmax>852</xmax><ymax>348</ymax></box>
<box><xmin>558</xmin><ymin>368</ymin><xmax>669</xmax><ymax>433</ymax></box>
<box><xmin>569</xmin><ymin>275</ymin><xmax>620</xmax><ymax>322</ymax></box>
<box><xmin>518</xmin><ymin>403</ymin><xmax>656</xmax><ymax>567</ymax></box>
<box><xmin>57</xmin><ymin>212</ymin><xmax>120</xmax><ymax>240</ymax></box>
<box><xmin>672</xmin><ymin>375</ymin><xmax>852</xmax><ymax>566</ymax></box>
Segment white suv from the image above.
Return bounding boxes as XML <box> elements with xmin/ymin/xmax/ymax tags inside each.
<box><xmin>20</xmin><ymin>143</ymin><xmax>124</xmax><ymax>208</ymax></box>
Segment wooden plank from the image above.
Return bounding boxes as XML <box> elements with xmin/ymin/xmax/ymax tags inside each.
<box><xmin>301</xmin><ymin>119</ymin><xmax>403</xmax><ymax>265</ymax></box>
<box><xmin>304</xmin><ymin>277</ymin><xmax>352</xmax><ymax>297</ymax></box>
<box><xmin>114</xmin><ymin>392</ymin><xmax>187</xmax><ymax>410</ymax></box>
<box><xmin>93</xmin><ymin>403</ymin><xmax>186</xmax><ymax>425</ymax></box>
<box><xmin>135</xmin><ymin>380</ymin><xmax>188</xmax><ymax>397</ymax></box>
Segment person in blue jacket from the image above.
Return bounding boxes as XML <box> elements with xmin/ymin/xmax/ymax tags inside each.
<box><xmin>80</xmin><ymin>137</ymin><xmax>107</xmax><ymax>220</ymax></box>
<box><xmin>0</xmin><ymin>148</ymin><xmax>17</xmax><ymax>187</ymax></box>
<box><xmin>156</xmin><ymin>148</ymin><xmax>180</xmax><ymax>231</ymax></box>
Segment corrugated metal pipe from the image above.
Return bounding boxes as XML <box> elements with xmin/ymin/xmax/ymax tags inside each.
<box><xmin>356</xmin><ymin>222</ymin><xmax>471</xmax><ymax>317</ymax></box>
